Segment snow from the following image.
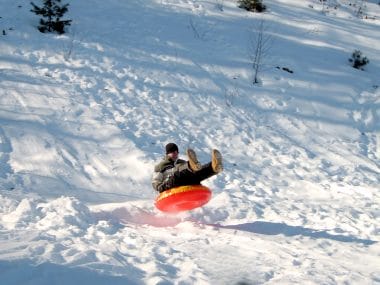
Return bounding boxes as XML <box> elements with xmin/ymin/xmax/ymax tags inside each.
<box><xmin>0</xmin><ymin>0</ymin><xmax>379</xmax><ymax>284</ymax></box>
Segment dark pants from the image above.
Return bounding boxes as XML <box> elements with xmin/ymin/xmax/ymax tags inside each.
<box><xmin>172</xmin><ymin>162</ymin><xmax>216</xmax><ymax>187</ymax></box>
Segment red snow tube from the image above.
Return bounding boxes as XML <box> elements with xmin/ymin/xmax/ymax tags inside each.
<box><xmin>155</xmin><ymin>185</ymin><xmax>212</xmax><ymax>213</ymax></box>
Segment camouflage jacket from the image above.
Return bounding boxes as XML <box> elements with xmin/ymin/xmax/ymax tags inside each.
<box><xmin>151</xmin><ymin>156</ymin><xmax>187</xmax><ymax>192</ymax></box>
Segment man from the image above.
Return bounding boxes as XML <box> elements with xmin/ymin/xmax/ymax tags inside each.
<box><xmin>152</xmin><ymin>143</ymin><xmax>223</xmax><ymax>193</ymax></box>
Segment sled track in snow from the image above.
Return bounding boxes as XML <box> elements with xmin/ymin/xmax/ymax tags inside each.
<box><xmin>0</xmin><ymin>125</ymin><xmax>13</xmax><ymax>180</ymax></box>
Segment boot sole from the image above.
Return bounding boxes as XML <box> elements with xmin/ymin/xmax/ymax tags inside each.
<box><xmin>212</xmin><ymin>149</ymin><xmax>223</xmax><ymax>173</ymax></box>
<box><xmin>187</xmin><ymin>149</ymin><xmax>202</xmax><ymax>171</ymax></box>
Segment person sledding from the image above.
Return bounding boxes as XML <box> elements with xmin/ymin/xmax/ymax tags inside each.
<box><xmin>152</xmin><ymin>143</ymin><xmax>223</xmax><ymax>193</ymax></box>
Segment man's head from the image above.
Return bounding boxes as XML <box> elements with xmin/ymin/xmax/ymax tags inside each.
<box><xmin>165</xmin><ymin>143</ymin><xmax>178</xmax><ymax>154</ymax></box>
<box><xmin>165</xmin><ymin>143</ymin><xmax>179</xmax><ymax>160</ymax></box>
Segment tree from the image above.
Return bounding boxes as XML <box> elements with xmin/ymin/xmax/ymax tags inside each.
<box><xmin>355</xmin><ymin>0</ymin><xmax>367</xmax><ymax>18</ymax></box>
<box><xmin>30</xmin><ymin>0</ymin><xmax>72</xmax><ymax>34</ymax></box>
<box><xmin>238</xmin><ymin>0</ymin><xmax>266</xmax><ymax>12</ymax></box>
<box><xmin>249</xmin><ymin>19</ymin><xmax>272</xmax><ymax>84</ymax></box>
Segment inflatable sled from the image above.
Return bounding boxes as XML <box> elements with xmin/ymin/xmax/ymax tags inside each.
<box><xmin>155</xmin><ymin>185</ymin><xmax>212</xmax><ymax>213</ymax></box>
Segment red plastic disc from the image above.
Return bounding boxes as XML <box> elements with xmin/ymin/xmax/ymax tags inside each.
<box><xmin>155</xmin><ymin>185</ymin><xmax>212</xmax><ymax>213</ymax></box>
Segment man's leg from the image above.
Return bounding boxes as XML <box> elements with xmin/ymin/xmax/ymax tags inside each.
<box><xmin>172</xmin><ymin>163</ymin><xmax>217</xmax><ymax>187</ymax></box>
<box><xmin>171</xmin><ymin>149</ymin><xmax>223</xmax><ymax>187</ymax></box>
<box><xmin>172</xmin><ymin>168</ymin><xmax>201</xmax><ymax>187</ymax></box>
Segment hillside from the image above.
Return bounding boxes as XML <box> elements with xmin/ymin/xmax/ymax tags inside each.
<box><xmin>0</xmin><ymin>0</ymin><xmax>379</xmax><ymax>284</ymax></box>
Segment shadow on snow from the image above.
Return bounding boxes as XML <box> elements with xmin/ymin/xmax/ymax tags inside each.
<box><xmin>217</xmin><ymin>221</ymin><xmax>377</xmax><ymax>246</ymax></box>
<box><xmin>0</xmin><ymin>259</ymin><xmax>144</xmax><ymax>285</ymax></box>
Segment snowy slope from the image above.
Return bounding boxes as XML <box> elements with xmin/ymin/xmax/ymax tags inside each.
<box><xmin>0</xmin><ymin>0</ymin><xmax>379</xmax><ymax>284</ymax></box>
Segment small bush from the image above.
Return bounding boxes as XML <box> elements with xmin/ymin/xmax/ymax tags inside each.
<box><xmin>349</xmin><ymin>50</ymin><xmax>369</xmax><ymax>69</ymax></box>
<box><xmin>238</xmin><ymin>0</ymin><xmax>266</xmax><ymax>12</ymax></box>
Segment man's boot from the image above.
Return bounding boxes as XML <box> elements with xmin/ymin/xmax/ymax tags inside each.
<box><xmin>212</xmin><ymin>149</ymin><xmax>223</xmax><ymax>173</ymax></box>
<box><xmin>187</xmin><ymin>149</ymin><xmax>202</xmax><ymax>171</ymax></box>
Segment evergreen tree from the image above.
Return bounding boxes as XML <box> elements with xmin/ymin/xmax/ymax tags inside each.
<box><xmin>30</xmin><ymin>0</ymin><xmax>72</xmax><ymax>34</ymax></box>
<box><xmin>238</xmin><ymin>0</ymin><xmax>266</xmax><ymax>12</ymax></box>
